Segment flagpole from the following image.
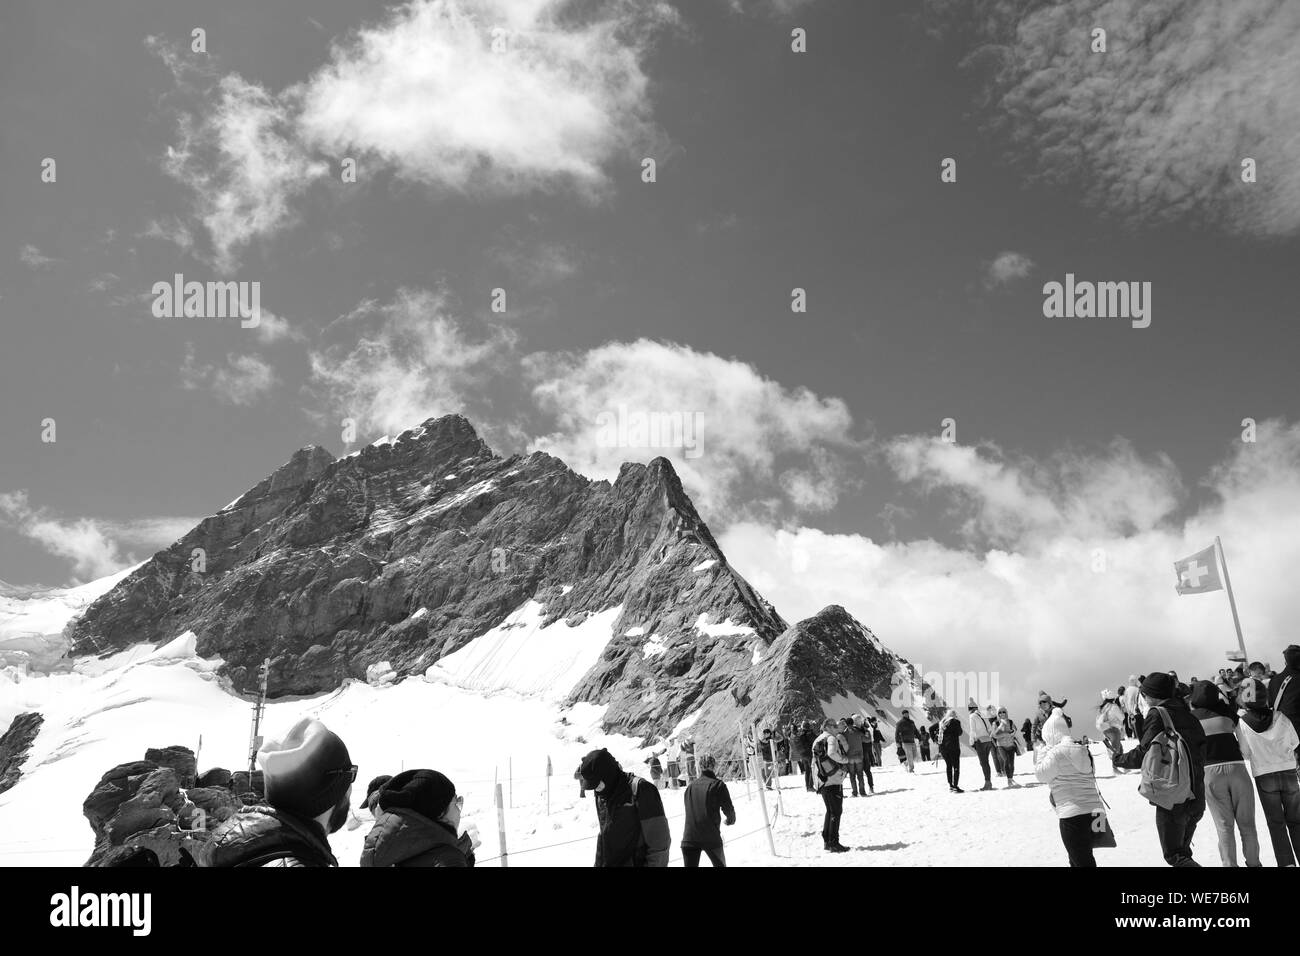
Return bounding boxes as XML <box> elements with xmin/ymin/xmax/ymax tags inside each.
<box><xmin>1215</xmin><ymin>536</ymin><xmax>1249</xmax><ymax>664</ymax></box>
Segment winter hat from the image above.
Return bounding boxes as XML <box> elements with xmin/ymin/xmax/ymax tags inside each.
<box><xmin>1140</xmin><ymin>672</ymin><xmax>1175</xmax><ymax>701</ymax></box>
<box><xmin>257</xmin><ymin>718</ymin><xmax>354</xmax><ymax>819</ymax></box>
<box><xmin>1237</xmin><ymin>677</ymin><xmax>1270</xmax><ymax>711</ymax></box>
<box><xmin>1037</xmin><ymin>691</ymin><xmax>1051</xmax><ymax>706</ymax></box>
<box><xmin>375</xmin><ymin>769</ymin><xmax>457</xmax><ymax>821</ymax></box>
<box><xmin>1041</xmin><ymin>708</ymin><xmax>1071</xmax><ymax>747</ymax></box>
<box><xmin>967</xmin><ymin>697</ymin><xmax>978</xmax><ymax>710</ymax></box>
<box><xmin>359</xmin><ymin>774</ymin><xmax>393</xmax><ymax>810</ymax></box>
<box><xmin>1284</xmin><ymin>645</ymin><xmax>1300</xmax><ymax>670</ymax></box>
<box><xmin>1099</xmin><ymin>688</ymin><xmax>1116</xmax><ymax>703</ymax></box>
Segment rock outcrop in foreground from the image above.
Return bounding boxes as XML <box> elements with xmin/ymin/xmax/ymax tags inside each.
<box><xmin>68</xmin><ymin>415</ymin><xmax>924</xmax><ymax>755</ymax></box>
<box><xmin>0</xmin><ymin>712</ymin><xmax>43</xmax><ymax>795</ymax></box>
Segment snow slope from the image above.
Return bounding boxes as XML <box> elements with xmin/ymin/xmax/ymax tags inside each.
<box><xmin>0</xmin><ymin>565</ymin><xmax>139</xmax><ymax>675</ymax></box>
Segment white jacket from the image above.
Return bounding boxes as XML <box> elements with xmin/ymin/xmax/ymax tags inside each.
<box><xmin>967</xmin><ymin>711</ymin><xmax>994</xmax><ymax>743</ymax></box>
<box><xmin>1122</xmin><ymin>684</ymin><xmax>1141</xmax><ymax>715</ymax></box>
<box><xmin>1034</xmin><ymin>738</ymin><xmax>1104</xmax><ymax>819</ymax></box>
<box><xmin>1237</xmin><ymin>712</ymin><xmax>1300</xmax><ymax>777</ymax></box>
<box><xmin>1096</xmin><ymin>702</ymin><xmax>1125</xmax><ymax>732</ymax></box>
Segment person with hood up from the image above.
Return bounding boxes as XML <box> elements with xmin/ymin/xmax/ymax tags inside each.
<box><xmin>360</xmin><ymin>769</ymin><xmax>478</xmax><ymax>867</ymax></box>
<box><xmin>200</xmin><ymin>718</ymin><xmax>354</xmax><ymax>867</ymax></box>
<box><xmin>1268</xmin><ymin>644</ymin><xmax>1300</xmax><ymax>750</ymax></box>
<box><xmin>1188</xmin><ymin>680</ymin><xmax>1260</xmax><ymax>867</ymax></box>
<box><xmin>577</xmin><ymin>748</ymin><xmax>670</xmax><ymax>867</ymax></box>
<box><xmin>938</xmin><ymin>709</ymin><xmax>964</xmax><ymax>793</ymax></box>
<box><xmin>1235</xmin><ymin>677</ymin><xmax>1300</xmax><ymax>866</ymax></box>
<box><xmin>812</xmin><ymin>718</ymin><xmax>850</xmax><ymax>853</ymax></box>
<box><xmin>680</xmin><ymin>754</ymin><xmax>736</xmax><ymax>867</ymax></box>
<box><xmin>894</xmin><ymin>711</ymin><xmax>920</xmax><ymax>773</ymax></box>
<box><xmin>967</xmin><ymin>699</ymin><xmax>996</xmax><ymax>791</ymax></box>
<box><xmin>1034</xmin><ymin>708</ymin><xmax>1105</xmax><ymax>867</ymax></box>
<box><xmin>1096</xmin><ymin>690</ymin><xmax>1126</xmax><ymax>760</ymax></box>
<box><xmin>1113</xmin><ymin>672</ymin><xmax>1207</xmax><ymax>866</ymax></box>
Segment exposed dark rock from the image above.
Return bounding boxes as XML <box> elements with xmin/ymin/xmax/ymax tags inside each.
<box><xmin>144</xmin><ymin>745</ymin><xmax>197</xmax><ymax>788</ymax></box>
<box><xmin>195</xmin><ymin>767</ymin><xmax>232</xmax><ymax>789</ymax></box>
<box><xmin>0</xmin><ymin>711</ymin><xmax>43</xmax><ymax>794</ymax></box>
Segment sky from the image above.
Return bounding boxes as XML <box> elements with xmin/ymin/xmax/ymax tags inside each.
<box><xmin>2</xmin><ymin>0</ymin><xmax>1299</xmax><ymax>718</ymax></box>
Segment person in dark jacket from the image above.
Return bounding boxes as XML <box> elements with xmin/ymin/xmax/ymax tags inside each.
<box><xmin>680</xmin><ymin>754</ymin><xmax>736</xmax><ymax>867</ymax></box>
<box><xmin>1114</xmin><ymin>673</ymin><xmax>1208</xmax><ymax>866</ymax></box>
<box><xmin>938</xmin><ymin>709</ymin><xmax>963</xmax><ymax>792</ymax></box>
<box><xmin>1268</xmin><ymin>645</ymin><xmax>1300</xmax><ymax>753</ymax></box>
<box><xmin>842</xmin><ymin>717</ymin><xmax>870</xmax><ymax>796</ymax></box>
<box><xmin>577</xmin><ymin>748</ymin><xmax>670</xmax><ymax>867</ymax></box>
<box><xmin>360</xmin><ymin>769</ymin><xmax>476</xmax><ymax>867</ymax></box>
<box><xmin>869</xmin><ymin>718</ymin><xmax>885</xmax><ymax>766</ymax></box>
<box><xmin>895</xmin><ymin>712</ymin><xmax>920</xmax><ymax>773</ymax></box>
<box><xmin>200</xmin><ymin>718</ymin><xmax>354</xmax><ymax>867</ymax></box>
<box><xmin>1189</xmin><ymin>681</ymin><xmax>1260</xmax><ymax>867</ymax></box>
<box><xmin>789</xmin><ymin>720</ymin><xmax>815</xmax><ymax>792</ymax></box>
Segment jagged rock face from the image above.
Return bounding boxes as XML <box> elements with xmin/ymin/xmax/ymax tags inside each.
<box><xmin>68</xmin><ymin>415</ymin><xmax>787</xmax><ymax>743</ymax></box>
<box><xmin>0</xmin><ymin>712</ymin><xmax>42</xmax><ymax>795</ymax></box>
<box><xmin>689</xmin><ymin>605</ymin><xmax>941</xmax><ymax>753</ymax></box>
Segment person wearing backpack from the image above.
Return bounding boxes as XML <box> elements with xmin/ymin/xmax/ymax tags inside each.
<box><xmin>577</xmin><ymin>748</ymin><xmax>671</xmax><ymax>867</ymax></box>
<box><xmin>1189</xmin><ymin>680</ymin><xmax>1261</xmax><ymax>867</ymax></box>
<box><xmin>1034</xmin><ymin>708</ymin><xmax>1106</xmax><ymax>866</ymax></box>
<box><xmin>1113</xmin><ymin>672</ymin><xmax>1207</xmax><ymax>866</ymax></box>
<box><xmin>812</xmin><ymin>718</ymin><xmax>850</xmax><ymax>853</ymax></box>
<box><xmin>1236</xmin><ymin>677</ymin><xmax>1300</xmax><ymax>866</ymax></box>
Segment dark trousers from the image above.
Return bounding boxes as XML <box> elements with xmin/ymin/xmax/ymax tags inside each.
<box><xmin>1058</xmin><ymin>813</ymin><xmax>1097</xmax><ymax>867</ymax></box>
<box><xmin>999</xmin><ymin>746</ymin><xmax>1016</xmax><ymax>779</ymax></box>
<box><xmin>797</xmin><ymin>758</ymin><xmax>813</xmax><ymax>791</ymax></box>
<box><xmin>681</xmin><ymin>844</ymin><xmax>726</xmax><ymax>867</ymax></box>
<box><xmin>1255</xmin><ymin>769</ymin><xmax>1300</xmax><ymax>867</ymax></box>
<box><xmin>1132</xmin><ymin>711</ymin><xmax>1144</xmax><ymax>740</ymax></box>
<box><xmin>942</xmin><ymin>748</ymin><xmax>960</xmax><ymax>788</ymax></box>
<box><xmin>1155</xmin><ymin>795</ymin><xmax>1206</xmax><ymax>866</ymax></box>
<box><xmin>821</xmin><ymin>785</ymin><xmax>843</xmax><ymax>846</ymax></box>
<box><xmin>863</xmin><ymin>760</ymin><xmax>874</xmax><ymax>792</ymax></box>
<box><xmin>847</xmin><ymin>758</ymin><xmax>866</xmax><ymax>796</ymax></box>
<box><xmin>973</xmin><ymin>740</ymin><xmax>994</xmax><ymax>784</ymax></box>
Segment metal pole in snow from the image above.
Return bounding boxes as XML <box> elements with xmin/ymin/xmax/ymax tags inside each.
<box><xmin>494</xmin><ymin>783</ymin><xmax>509</xmax><ymax>868</ymax></box>
<box><xmin>1215</xmin><ymin>536</ymin><xmax>1250</xmax><ymax>664</ymax></box>
<box><xmin>749</xmin><ymin>733</ymin><xmax>777</xmax><ymax>857</ymax></box>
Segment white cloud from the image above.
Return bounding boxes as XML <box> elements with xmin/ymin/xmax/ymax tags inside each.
<box><xmin>939</xmin><ymin>0</ymin><xmax>1300</xmax><ymax>237</ymax></box>
<box><xmin>296</xmin><ymin>0</ymin><xmax>673</xmax><ymax>199</ymax></box>
<box><xmin>984</xmin><ymin>250</ymin><xmax>1034</xmax><ymax>288</ymax></box>
<box><xmin>141</xmin><ymin>217</ymin><xmax>196</xmax><ymax>253</ymax></box>
<box><xmin>308</xmin><ymin>287</ymin><xmax>517</xmax><ymax>438</ymax></box>
<box><xmin>720</xmin><ymin>419</ymin><xmax>1300</xmax><ymax>716</ymax></box>
<box><xmin>525</xmin><ymin>339</ymin><xmax>863</xmax><ymax>519</ymax></box>
<box><xmin>254</xmin><ymin>309</ymin><xmax>307</xmax><ymax>344</ymax></box>
<box><xmin>0</xmin><ymin>491</ymin><xmax>198</xmax><ymax>583</ymax></box>
<box><xmin>19</xmin><ymin>245</ymin><xmax>58</xmax><ymax>269</ymax></box>
<box><xmin>180</xmin><ymin>349</ymin><xmax>278</xmax><ymax>405</ymax></box>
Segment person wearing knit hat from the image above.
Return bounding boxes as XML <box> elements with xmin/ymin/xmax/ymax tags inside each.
<box><xmin>199</xmin><ymin>717</ymin><xmax>355</xmax><ymax>868</ymax></box>
<box><xmin>1031</xmin><ymin>691</ymin><xmax>1071</xmax><ymax>749</ymax></box>
<box><xmin>1236</xmin><ymin>677</ymin><xmax>1300</xmax><ymax>866</ymax></box>
<box><xmin>1114</xmin><ymin>672</ymin><xmax>1208</xmax><ymax>866</ymax></box>
<box><xmin>360</xmin><ymin>769</ymin><xmax>479</xmax><ymax>867</ymax></box>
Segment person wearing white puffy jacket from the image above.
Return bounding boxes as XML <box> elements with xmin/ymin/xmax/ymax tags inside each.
<box><xmin>1096</xmin><ymin>690</ymin><xmax>1126</xmax><ymax>759</ymax></box>
<box><xmin>1035</xmin><ymin>708</ymin><xmax>1105</xmax><ymax>867</ymax></box>
<box><xmin>1235</xmin><ymin>677</ymin><xmax>1300</xmax><ymax>866</ymax></box>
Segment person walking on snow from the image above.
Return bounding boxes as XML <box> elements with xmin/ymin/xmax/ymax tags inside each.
<box><xmin>1235</xmin><ymin>677</ymin><xmax>1300</xmax><ymax>866</ymax></box>
<box><xmin>1113</xmin><ymin>672</ymin><xmax>1207</xmax><ymax>867</ymax></box>
<box><xmin>967</xmin><ymin>699</ymin><xmax>996</xmax><ymax>791</ymax></box>
<box><xmin>1096</xmin><ymin>690</ymin><xmax>1126</xmax><ymax>760</ymax></box>
<box><xmin>812</xmin><ymin>718</ymin><xmax>850</xmax><ymax>853</ymax></box>
<box><xmin>577</xmin><ymin>748</ymin><xmax>671</xmax><ymax>867</ymax></box>
<box><xmin>1032</xmin><ymin>691</ymin><xmax>1072</xmax><ymax>748</ymax></box>
<box><xmin>993</xmin><ymin>707</ymin><xmax>1020</xmax><ymax>787</ymax></box>
<box><xmin>1189</xmin><ymin>680</ymin><xmax>1261</xmax><ymax>867</ymax></box>
<box><xmin>895</xmin><ymin>711</ymin><xmax>920</xmax><ymax>773</ymax></box>
<box><xmin>1034</xmin><ymin>708</ymin><xmax>1105</xmax><ymax>867</ymax></box>
<box><xmin>789</xmin><ymin>720</ymin><xmax>814</xmax><ymax>792</ymax></box>
<box><xmin>680</xmin><ymin>754</ymin><xmax>735</xmax><ymax>867</ymax></box>
<box><xmin>939</xmin><ymin>709</ymin><xmax>963</xmax><ymax>793</ymax></box>
<box><xmin>842</xmin><ymin>717</ymin><xmax>871</xmax><ymax>796</ymax></box>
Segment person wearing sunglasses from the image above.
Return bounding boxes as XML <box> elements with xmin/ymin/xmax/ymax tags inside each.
<box><xmin>200</xmin><ymin>717</ymin><xmax>356</xmax><ymax>867</ymax></box>
<box><xmin>361</xmin><ymin>769</ymin><xmax>479</xmax><ymax>867</ymax></box>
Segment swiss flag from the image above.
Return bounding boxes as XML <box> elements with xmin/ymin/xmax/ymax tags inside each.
<box><xmin>1174</xmin><ymin>545</ymin><xmax>1222</xmax><ymax>595</ymax></box>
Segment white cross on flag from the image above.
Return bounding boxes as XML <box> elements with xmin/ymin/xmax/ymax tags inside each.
<box><xmin>1174</xmin><ymin>545</ymin><xmax>1223</xmax><ymax>595</ymax></box>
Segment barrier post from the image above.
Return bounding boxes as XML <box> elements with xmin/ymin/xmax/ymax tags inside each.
<box><xmin>749</xmin><ymin>743</ymin><xmax>777</xmax><ymax>857</ymax></box>
<box><xmin>495</xmin><ymin>782</ymin><xmax>509</xmax><ymax>868</ymax></box>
